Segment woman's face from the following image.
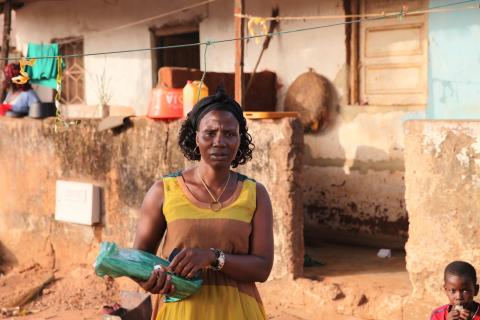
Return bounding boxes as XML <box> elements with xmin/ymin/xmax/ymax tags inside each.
<box><xmin>196</xmin><ymin>109</ymin><xmax>240</xmax><ymax>168</ymax></box>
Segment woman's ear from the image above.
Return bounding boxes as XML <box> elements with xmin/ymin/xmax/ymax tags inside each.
<box><xmin>195</xmin><ymin>130</ymin><xmax>199</xmax><ymax>146</ymax></box>
<box><xmin>475</xmin><ymin>284</ymin><xmax>479</xmax><ymax>296</ymax></box>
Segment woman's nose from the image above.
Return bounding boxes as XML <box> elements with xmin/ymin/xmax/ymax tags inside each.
<box><xmin>213</xmin><ymin>133</ymin><xmax>226</xmax><ymax>146</ymax></box>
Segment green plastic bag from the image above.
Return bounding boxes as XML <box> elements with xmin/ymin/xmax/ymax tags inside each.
<box><xmin>94</xmin><ymin>242</ymin><xmax>202</xmax><ymax>302</ymax></box>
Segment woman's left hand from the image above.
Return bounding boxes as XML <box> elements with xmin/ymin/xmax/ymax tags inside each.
<box><xmin>168</xmin><ymin>248</ymin><xmax>216</xmax><ymax>279</ymax></box>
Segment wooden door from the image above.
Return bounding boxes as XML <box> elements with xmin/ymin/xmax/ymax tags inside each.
<box><xmin>359</xmin><ymin>0</ymin><xmax>427</xmax><ymax>106</ymax></box>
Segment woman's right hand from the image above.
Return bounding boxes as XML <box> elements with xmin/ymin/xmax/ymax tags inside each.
<box><xmin>135</xmin><ymin>266</ymin><xmax>175</xmax><ymax>295</ymax></box>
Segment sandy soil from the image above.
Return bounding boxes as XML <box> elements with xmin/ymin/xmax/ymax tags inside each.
<box><xmin>0</xmin><ymin>243</ymin><xmax>411</xmax><ymax>320</ymax></box>
<box><xmin>0</xmin><ymin>263</ymin><xmax>118</xmax><ymax>320</ymax></box>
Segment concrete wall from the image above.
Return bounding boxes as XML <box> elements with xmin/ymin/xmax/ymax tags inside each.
<box><xmin>0</xmin><ymin>116</ymin><xmax>303</xmax><ymax>279</ymax></box>
<box><xmin>239</xmin><ymin>118</ymin><xmax>304</xmax><ymax>278</ymax></box>
<box><xmin>304</xmin><ymin>106</ymin><xmax>412</xmax><ymax>248</ymax></box>
<box><xmin>427</xmin><ymin>0</ymin><xmax>480</xmax><ymax>119</ymax></box>
<box><xmin>12</xmin><ymin>0</ymin><xmax>412</xmax><ymax>247</ymax></box>
<box><xmin>14</xmin><ymin>0</ymin><xmax>208</xmax><ymax>113</ymax></box>
<box><xmin>404</xmin><ymin>120</ymin><xmax>480</xmax><ymax>319</ymax></box>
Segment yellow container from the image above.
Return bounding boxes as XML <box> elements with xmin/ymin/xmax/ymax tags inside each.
<box><xmin>183</xmin><ymin>80</ymin><xmax>209</xmax><ymax>118</ymax></box>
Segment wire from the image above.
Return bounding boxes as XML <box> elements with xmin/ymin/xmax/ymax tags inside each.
<box><xmin>1</xmin><ymin>0</ymin><xmax>477</xmax><ymax>61</ymax></box>
<box><xmin>197</xmin><ymin>41</ymin><xmax>211</xmax><ymax>101</ymax></box>
<box><xmin>235</xmin><ymin>3</ymin><xmax>480</xmax><ymax>21</ymax></box>
<box><xmin>95</xmin><ymin>0</ymin><xmax>216</xmax><ymax>35</ymax></box>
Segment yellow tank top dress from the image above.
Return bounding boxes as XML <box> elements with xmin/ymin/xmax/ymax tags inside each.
<box><xmin>155</xmin><ymin>171</ymin><xmax>267</xmax><ymax>320</ymax></box>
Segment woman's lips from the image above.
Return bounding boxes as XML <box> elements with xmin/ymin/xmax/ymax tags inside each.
<box><xmin>210</xmin><ymin>153</ymin><xmax>228</xmax><ymax>160</ymax></box>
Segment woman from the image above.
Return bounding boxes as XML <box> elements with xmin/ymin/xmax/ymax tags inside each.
<box><xmin>133</xmin><ymin>88</ymin><xmax>274</xmax><ymax>320</ymax></box>
<box><xmin>3</xmin><ymin>63</ymin><xmax>40</xmax><ymax>116</ymax></box>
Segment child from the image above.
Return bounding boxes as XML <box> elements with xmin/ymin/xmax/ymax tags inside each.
<box><xmin>430</xmin><ymin>261</ymin><xmax>480</xmax><ymax>320</ymax></box>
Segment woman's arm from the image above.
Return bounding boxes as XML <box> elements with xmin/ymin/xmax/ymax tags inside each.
<box><xmin>169</xmin><ymin>182</ymin><xmax>274</xmax><ymax>283</ymax></box>
<box><xmin>133</xmin><ymin>181</ymin><xmax>167</xmax><ymax>254</ymax></box>
<box><xmin>133</xmin><ymin>181</ymin><xmax>175</xmax><ymax>295</ymax></box>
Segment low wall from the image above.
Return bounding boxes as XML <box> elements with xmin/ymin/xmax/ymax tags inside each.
<box><xmin>304</xmin><ymin>106</ymin><xmax>412</xmax><ymax>249</ymax></box>
<box><xmin>0</xmin><ymin>116</ymin><xmax>303</xmax><ymax>279</ymax></box>
<box><xmin>404</xmin><ymin>120</ymin><xmax>480</xmax><ymax>318</ymax></box>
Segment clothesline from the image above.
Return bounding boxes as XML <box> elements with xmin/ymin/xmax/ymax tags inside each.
<box><xmin>1</xmin><ymin>0</ymin><xmax>477</xmax><ymax>61</ymax></box>
<box><xmin>235</xmin><ymin>3</ymin><xmax>480</xmax><ymax>21</ymax></box>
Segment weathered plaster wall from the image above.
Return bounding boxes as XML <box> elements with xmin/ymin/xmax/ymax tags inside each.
<box><xmin>14</xmin><ymin>0</ymin><xmax>208</xmax><ymax>113</ymax></box>
<box><xmin>427</xmin><ymin>0</ymin><xmax>480</xmax><ymax>119</ymax></box>
<box><xmin>0</xmin><ymin>117</ymin><xmax>303</xmax><ymax>279</ymax></box>
<box><xmin>404</xmin><ymin>120</ymin><xmax>480</xmax><ymax>319</ymax></box>
<box><xmin>304</xmin><ymin>106</ymin><xmax>413</xmax><ymax>248</ymax></box>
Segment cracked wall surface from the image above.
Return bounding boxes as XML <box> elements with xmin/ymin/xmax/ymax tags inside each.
<box><xmin>404</xmin><ymin>120</ymin><xmax>480</xmax><ymax>319</ymax></box>
<box><xmin>0</xmin><ymin>117</ymin><xmax>303</xmax><ymax>280</ymax></box>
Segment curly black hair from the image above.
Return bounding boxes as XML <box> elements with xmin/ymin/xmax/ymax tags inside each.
<box><xmin>178</xmin><ymin>87</ymin><xmax>254</xmax><ymax>168</ymax></box>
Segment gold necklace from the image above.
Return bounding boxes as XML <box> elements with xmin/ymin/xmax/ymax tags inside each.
<box><xmin>198</xmin><ymin>171</ymin><xmax>231</xmax><ymax>212</ymax></box>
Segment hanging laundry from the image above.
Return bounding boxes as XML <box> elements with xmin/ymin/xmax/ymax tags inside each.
<box><xmin>247</xmin><ymin>17</ymin><xmax>268</xmax><ymax>44</ymax></box>
<box><xmin>11</xmin><ymin>58</ymin><xmax>35</xmax><ymax>85</ymax></box>
<box><xmin>25</xmin><ymin>43</ymin><xmax>64</xmax><ymax>89</ymax></box>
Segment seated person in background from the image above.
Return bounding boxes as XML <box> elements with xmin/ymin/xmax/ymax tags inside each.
<box><xmin>3</xmin><ymin>63</ymin><xmax>40</xmax><ymax>117</ymax></box>
<box><xmin>430</xmin><ymin>261</ymin><xmax>480</xmax><ymax>320</ymax></box>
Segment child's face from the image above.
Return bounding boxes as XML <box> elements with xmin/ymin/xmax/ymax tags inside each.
<box><xmin>444</xmin><ymin>274</ymin><xmax>479</xmax><ymax>307</ymax></box>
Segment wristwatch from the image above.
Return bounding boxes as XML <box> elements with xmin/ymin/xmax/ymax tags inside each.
<box><xmin>209</xmin><ymin>248</ymin><xmax>225</xmax><ymax>271</ymax></box>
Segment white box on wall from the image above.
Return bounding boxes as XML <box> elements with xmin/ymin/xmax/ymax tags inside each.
<box><xmin>55</xmin><ymin>180</ymin><xmax>100</xmax><ymax>225</ymax></box>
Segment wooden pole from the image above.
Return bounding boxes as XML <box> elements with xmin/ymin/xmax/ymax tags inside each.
<box><xmin>0</xmin><ymin>0</ymin><xmax>12</xmax><ymax>101</ymax></box>
<box><xmin>234</xmin><ymin>0</ymin><xmax>244</xmax><ymax>106</ymax></box>
<box><xmin>349</xmin><ymin>0</ymin><xmax>360</xmax><ymax>105</ymax></box>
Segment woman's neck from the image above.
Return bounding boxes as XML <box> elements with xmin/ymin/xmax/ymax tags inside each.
<box><xmin>196</xmin><ymin>162</ymin><xmax>230</xmax><ymax>189</ymax></box>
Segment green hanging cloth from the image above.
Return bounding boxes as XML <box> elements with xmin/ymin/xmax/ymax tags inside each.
<box><xmin>25</xmin><ymin>43</ymin><xmax>64</xmax><ymax>89</ymax></box>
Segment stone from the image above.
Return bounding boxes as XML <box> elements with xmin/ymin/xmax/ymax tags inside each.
<box><xmin>357</xmin><ymin>294</ymin><xmax>368</xmax><ymax>306</ymax></box>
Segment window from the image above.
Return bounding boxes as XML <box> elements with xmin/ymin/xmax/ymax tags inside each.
<box><xmin>150</xmin><ymin>25</ymin><xmax>200</xmax><ymax>86</ymax></box>
<box><xmin>56</xmin><ymin>38</ymin><xmax>85</xmax><ymax>104</ymax></box>
<box><xmin>350</xmin><ymin>0</ymin><xmax>428</xmax><ymax>106</ymax></box>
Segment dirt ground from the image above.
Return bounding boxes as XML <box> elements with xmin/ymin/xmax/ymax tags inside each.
<box><xmin>0</xmin><ymin>243</ymin><xmax>411</xmax><ymax>320</ymax></box>
<box><xmin>261</xmin><ymin>244</ymin><xmax>411</xmax><ymax>320</ymax></box>
<box><xmin>0</xmin><ymin>262</ymin><xmax>119</xmax><ymax>320</ymax></box>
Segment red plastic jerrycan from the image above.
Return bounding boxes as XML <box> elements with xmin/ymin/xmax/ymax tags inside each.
<box><xmin>147</xmin><ymin>87</ymin><xmax>183</xmax><ymax>119</ymax></box>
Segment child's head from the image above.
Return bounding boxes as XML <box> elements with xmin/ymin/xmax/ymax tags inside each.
<box><xmin>444</xmin><ymin>261</ymin><xmax>479</xmax><ymax>307</ymax></box>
